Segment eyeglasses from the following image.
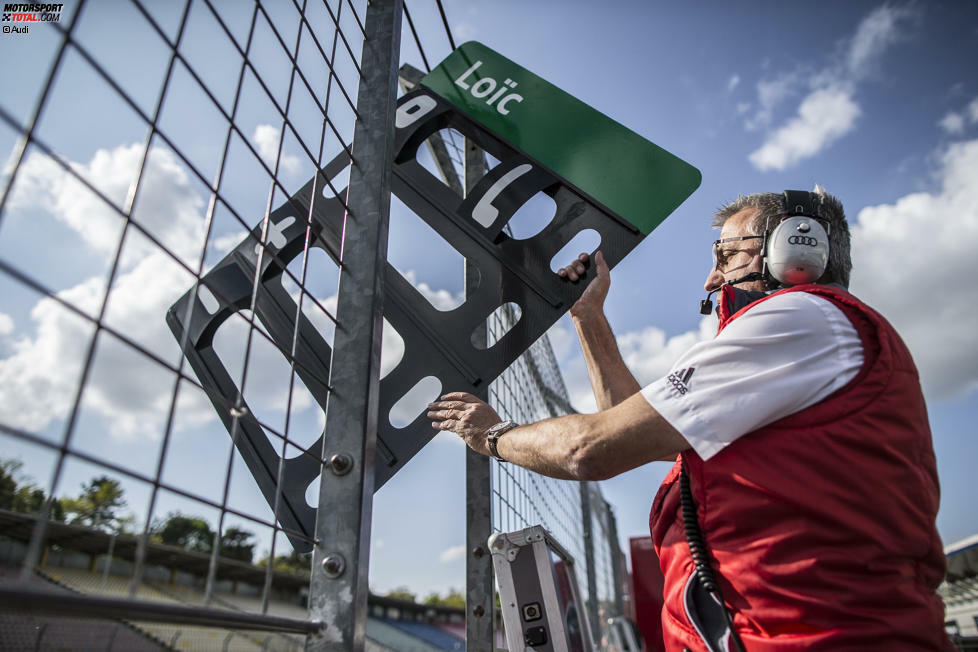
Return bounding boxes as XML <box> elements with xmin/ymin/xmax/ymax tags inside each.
<box><xmin>711</xmin><ymin>235</ymin><xmax>764</xmax><ymax>272</ymax></box>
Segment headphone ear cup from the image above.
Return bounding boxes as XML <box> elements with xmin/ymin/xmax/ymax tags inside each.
<box><xmin>767</xmin><ymin>216</ymin><xmax>829</xmax><ymax>286</ymax></box>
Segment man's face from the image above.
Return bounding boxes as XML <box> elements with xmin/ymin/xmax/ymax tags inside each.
<box><xmin>704</xmin><ymin>208</ymin><xmax>767</xmax><ymax>293</ymax></box>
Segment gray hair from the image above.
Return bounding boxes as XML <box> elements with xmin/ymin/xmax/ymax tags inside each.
<box><xmin>713</xmin><ymin>185</ymin><xmax>852</xmax><ymax>288</ymax></box>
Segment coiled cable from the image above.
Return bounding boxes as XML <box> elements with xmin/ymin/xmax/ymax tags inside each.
<box><xmin>680</xmin><ymin>456</ymin><xmax>747</xmax><ymax>652</ymax></box>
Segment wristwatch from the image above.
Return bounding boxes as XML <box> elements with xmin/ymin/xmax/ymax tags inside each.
<box><xmin>486</xmin><ymin>420</ymin><xmax>519</xmax><ymax>461</ymax></box>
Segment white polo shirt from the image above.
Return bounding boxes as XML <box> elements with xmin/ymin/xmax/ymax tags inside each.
<box><xmin>641</xmin><ymin>291</ymin><xmax>864</xmax><ymax>461</ymax></box>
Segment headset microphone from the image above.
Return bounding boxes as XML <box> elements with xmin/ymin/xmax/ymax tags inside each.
<box><xmin>699</xmin><ymin>272</ymin><xmax>766</xmax><ymax>315</ymax></box>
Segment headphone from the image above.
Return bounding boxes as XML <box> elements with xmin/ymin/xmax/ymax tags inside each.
<box><xmin>764</xmin><ymin>190</ymin><xmax>830</xmax><ymax>286</ymax></box>
<box><xmin>699</xmin><ymin>190</ymin><xmax>831</xmax><ymax>315</ymax></box>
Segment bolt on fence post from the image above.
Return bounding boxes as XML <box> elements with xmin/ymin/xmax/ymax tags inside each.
<box><xmin>305</xmin><ymin>0</ymin><xmax>402</xmax><ymax>650</ymax></box>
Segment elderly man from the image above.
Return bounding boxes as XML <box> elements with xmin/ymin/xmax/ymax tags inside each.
<box><xmin>428</xmin><ymin>188</ymin><xmax>950</xmax><ymax>651</ymax></box>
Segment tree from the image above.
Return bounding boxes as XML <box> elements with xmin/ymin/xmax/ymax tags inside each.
<box><xmin>154</xmin><ymin>514</ymin><xmax>214</xmax><ymax>553</ymax></box>
<box><xmin>61</xmin><ymin>476</ymin><xmax>129</xmax><ymax>532</ymax></box>
<box><xmin>257</xmin><ymin>549</ymin><xmax>310</xmax><ymax>575</ymax></box>
<box><xmin>12</xmin><ymin>486</ymin><xmax>51</xmax><ymax>515</ymax></box>
<box><xmin>423</xmin><ymin>589</ymin><xmax>465</xmax><ymax>609</ymax></box>
<box><xmin>386</xmin><ymin>587</ymin><xmax>417</xmax><ymax>603</ymax></box>
<box><xmin>0</xmin><ymin>458</ymin><xmax>64</xmax><ymax>520</ymax></box>
<box><xmin>0</xmin><ymin>459</ymin><xmax>18</xmax><ymax>509</ymax></box>
<box><xmin>220</xmin><ymin>527</ymin><xmax>255</xmax><ymax>563</ymax></box>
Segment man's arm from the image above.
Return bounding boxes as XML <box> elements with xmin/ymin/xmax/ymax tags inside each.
<box><xmin>559</xmin><ymin>251</ymin><xmax>641</xmax><ymax>410</ymax></box>
<box><xmin>428</xmin><ymin>391</ymin><xmax>689</xmax><ymax>481</ymax></box>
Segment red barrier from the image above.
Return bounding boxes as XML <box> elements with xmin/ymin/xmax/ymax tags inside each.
<box><xmin>629</xmin><ymin>536</ymin><xmax>665</xmax><ymax>652</ymax></box>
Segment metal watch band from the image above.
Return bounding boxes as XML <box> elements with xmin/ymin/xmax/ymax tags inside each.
<box><xmin>486</xmin><ymin>421</ymin><xmax>519</xmax><ymax>461</ymax></box>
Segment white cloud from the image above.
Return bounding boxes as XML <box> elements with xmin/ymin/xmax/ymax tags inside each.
<box><xmin>253</xmin><ymin>124</ymin><xmax>301</xmax><ymax>175</ymax></box>
<box><xmin>2</xmin><ymin>137</ymin><xmax>26</xmax><ymax>172</ymax></box>
<box><xmin>744</xmin><ymin>72</ymin><xmax>800</xmax><ymax>131</ymax></box>
<box><xmin>439</xmin><ymin>545</ymin><xmax>465</xmax><ymax>563</ymax></box>
<box><xmin>617</xmin><ymin>316</ymin><xmax>718</xmax><ymax>387</ymax></box>
<box><xmin>849</xmin><ymin>137</ymin><xmax>978</xmax><ymax>399</ymax></box>
<box><xmin>749</xmin><ymin>87</ymin><xmax>860</xmax><ymax>171</ymax></box>
<box><xmin>0</xmin><ymin>253</ymin><xmax>218</xmax><ymax>441</ymax></box>
<box><xmin>939</xmin><ymin>111</ymin><xmax>966</xmax><ymax>135</ymax></box>
<box><xmin>93</xmin><ymin>254</ymin><xmax>217</xmax><ymax>437</ymax></box>
<box><xmin>560</xmin><ymin>316</ymin><xmax>718</xmax><ymax>415</ymax></box>
<box><xmin>0</xmin><ymin>253</ymin><xmax>217</xmax><ymax>440</ymax></box>
<box><xmin>8</xmin><ymin>147</ymin><xmax>124</xmax><ymax>255</ymax></box>
<box><xmin>968</xmin><ymin>97</ymin><xmax>978</xmax><ymax>123</ymax></box>
<box><xmin>398</xmin><ymin>269</ymin><xmax>464</xmax><ymax>311</ymax></box>
<box><xmin>748</xmin><ymin>4</ymin><xmax>914</xmax><ymax>170</ymax></box>
<box><xmin>939</xmin><ymin>96</ymin><xmax>978</xmax><ymax>135</ymax></box>
<box><xmin>452</xmin><ymin>5</ymin><xmax>479</xmax><ymax>42</ymax></box>
<box><xmin>0</xmin><ymin>313</ymin><xmax>13</xmax><ymax>336</ymax></box>
<box><xmin>0</xmin><ymin>278</ymin><xmax>100</xmax><ymax>434</ymax></box>
<box><xmin>8</xmin><ymin>144</ymin><xmax>206</xmax><ymax>266</ymax></box>
<box><xmin>846</xmin><ymin>4</ymin><xmax>914</xmax><ymax>77</ymax></box>
<box><xmin>727</xmin><ymin>74</ymin><xmax>741</xmax><ymax>92</ymax></box>
<box><xmin>454</xmin><ymin>22</ymin><xmax>477</xmax><ymax>41</ymax></box>
<box><xmin>0</xmin><ymin>143</ymin><xmax>220</xmax><ymax>439</ymax></box>
<box><xmin>210</xmin><ymin>230</ymin><xmax>249</xmax><ymax>254</ymax></box>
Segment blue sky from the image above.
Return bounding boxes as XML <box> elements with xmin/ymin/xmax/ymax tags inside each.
<box><xmin>1</xmin><ymin>0</ymin><xmax>976</xmax><ymax>600</ymax></box>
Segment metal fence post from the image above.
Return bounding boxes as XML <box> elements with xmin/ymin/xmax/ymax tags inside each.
<box><xmin>465</xmin><ymin>137</ymin><xmax>494</xmax><ymax>651</ymax></box>
<box><xmin>606</xmin><ymin>504</ymin><xmax>626</xmax><ymax>617</ymax></box>
<box><xmin>580</xmin><ymin>481</ymin><xmax>600</xmax><ymax>646</ymax></box>
<box><xmin>306</xmin><ymin>0</ymin><xmax>402</xmax><ymax>649</ymax></box>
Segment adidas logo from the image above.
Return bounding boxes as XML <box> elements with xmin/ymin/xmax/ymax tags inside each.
<box><xmin>667</xmin><ymin>367</ymin><xmax>695</xmax><ymax>396</ymax></box>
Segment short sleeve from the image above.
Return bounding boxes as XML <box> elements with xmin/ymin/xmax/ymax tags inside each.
<box><xmin>641</xmin><ymin>292</ymin><xmax>864</xmax><ymax>461</ymax></box>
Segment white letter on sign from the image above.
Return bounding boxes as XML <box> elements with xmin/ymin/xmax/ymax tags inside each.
<box><xmin>255</xmin><ymin>216</ymin><xmax>296</xmax><ymax>255</ymax></box>
<box><xmin>396</xmin><ymin>94</ymin><xmax>438</xmax><ymax>128</ymax></box>
<box><xmin>497</xmin><ymin>93</ymin><xmax>524</xmax><ymax>115</ymax></box>
<box><xmin>454</xmin><ymin>60</ymin><xmax>482</xmax><ymax>90</ymax></box>
<box><xmin>470</xmin><ymin>77</ymin><xmax>497</xmax><ymax>98</ymax></box>
<box><xmin>472</xmin><ymin>164</ymin><xmax>533</xmax><ymax>227</ymax></box>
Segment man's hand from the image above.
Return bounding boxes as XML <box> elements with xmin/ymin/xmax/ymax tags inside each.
<box><xmin>557</xmin><ymin>250</ymin><xmax>610</xmax><ymax>318</ymax></box>
<box><xmin>427</xmin><ymin>392</ymin><xmax>502</xmax><ymax>456</ymax></box>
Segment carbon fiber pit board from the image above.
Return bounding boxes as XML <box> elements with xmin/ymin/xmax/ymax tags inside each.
<box><xmin>168</xmin><ymin>49</ymin><xmax>699</xmax><ymax>552</ymax></box>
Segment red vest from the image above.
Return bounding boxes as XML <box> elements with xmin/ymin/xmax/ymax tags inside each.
<box><xmin>650</xmin><ymin>284</ymin><xmax>951</xmax><ymax>651</ymax></box>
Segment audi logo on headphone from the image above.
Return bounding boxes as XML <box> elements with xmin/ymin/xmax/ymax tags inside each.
<box><xmin>787</xmin><ymin>235</ymin><xmax>818</xmax><ymax>246</ymax></box>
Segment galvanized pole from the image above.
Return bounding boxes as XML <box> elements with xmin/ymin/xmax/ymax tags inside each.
<box><xmin>464</xmin><ymin>137</ymin><xmax>494</xmax><ymax>651</ymax></box>
<box><xmin>306</xmin><ymin>1</ymin><xmax>401</xmax><ymax>650</ymax></box>
<box><xmin>607</xmin><ymin>504</ymin><xmax>626</xmax><ymax>617</ymax></box>
<box><xmin>580</xmin><ymin>481</ymin><xmax>601</xmax><ymax>646</ymax></box>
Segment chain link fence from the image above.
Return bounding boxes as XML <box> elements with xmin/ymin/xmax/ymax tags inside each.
<box><xmin>0</xmin><ymin>0</ymin><xmax>628</xmax><ymax>648</ymax></box>
<box><xmin>0</xmin><ymin>0</ymin><xmax>371</xmax><ymax>648</ymax></box>
<box><xmin>488</xmin><ymin>308</ymin><xmax>628</xmax><ymax>647</ymax></box>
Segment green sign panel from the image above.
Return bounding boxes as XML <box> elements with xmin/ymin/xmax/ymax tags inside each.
<box><xmin>421</xmin><ymin>41</ymin><xmax>701</xmax><ymax>235</ymax></box>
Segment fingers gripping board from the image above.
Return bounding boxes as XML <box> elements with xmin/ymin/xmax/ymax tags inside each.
<box><xmin>167</xmin><ymin>42</ymin><xmax>700</xmax><ymax>552</ymax></box>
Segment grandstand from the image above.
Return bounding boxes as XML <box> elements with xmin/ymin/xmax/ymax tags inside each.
<box><xmin>942</xmin><ymin>534</ymin><xmax>978</xmax><ymax>650</ymax></box>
